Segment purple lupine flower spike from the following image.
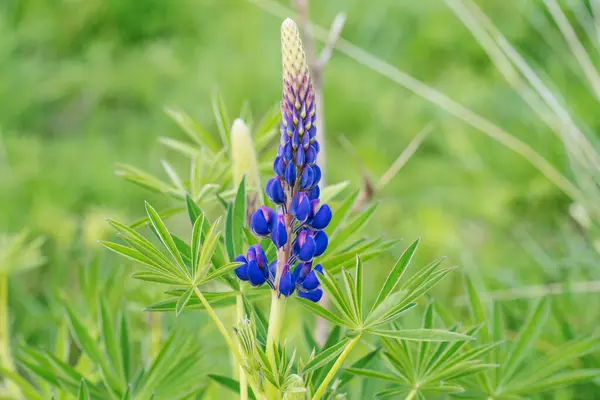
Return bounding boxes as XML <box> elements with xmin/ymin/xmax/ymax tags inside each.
<box><xmin>232</xmin><ymin>19</ymin><xmax>331</xmax><ymax>302</ymax></box>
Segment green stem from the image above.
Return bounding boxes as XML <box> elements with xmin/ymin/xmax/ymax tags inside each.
<box><xmin>0</xmin><ymin>273</ymin><xmax>21</xmax><ymax>398</ymax></box>
<box><xmin>405</xmin><ymin>388</ymin><xmax>418</xmax><ymax>400</ymax></box>
<box><xmin>265</xmin><ymin>292</ymin><xmax>285</xmax><ymax>399</ymax></box>
<box><xmin>192</xmin><ymin>287</ymin><xmax>263</xmax><ymax>399</ymax></box>
<box><xmin>236</xmin><ymin>295</ymin><xmax>248</xmax><ymax>400</ymax></box>
<box><xmin>312</xmin><ymin>335</ymin><xmax>361</xmax><ymax>400</ymax></box>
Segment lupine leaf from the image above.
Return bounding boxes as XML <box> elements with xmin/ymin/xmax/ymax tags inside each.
<box><xmin>161</xmin><ymin>160</ymin><xmax>185</xmax><ymax>192</ymax></box>
<box><xmin>499</xmin><ymin>298</ymin><xmax>550</xmax><ymax>385</ymax></box>
<box><xmin>339</xmin><ymin>348</ymin><xmax>380</xmax><ymax>388</ymax></box>
<box><xmin>165</xmin><ymin>107</ymin><xmax>219</xmax><ymax>152</ymax></box>
<box><xmin>144</xmin><ymin>291</ymin><xmax>268</xmax><ymax>312</ymax></box>
<box><xmin>62</xmin><ymin>307</ymin><xmax>123</xmax><ymax>396</ymax></box>
<box><xmin>77</xmin><ymin>380</ymin><xmax>90</xmax><ymax>400</ymax></box>
<box><xmin>191</xmin><ymin>214</ymin><xmax>205</xmax><ymax>279</ymax></box>
<box><xmin>106</xmin><ymin>219</ymin><xmax>185</xmax><ymax>280</ymax></box>
<box><xmin>170</xmin><ymin>234</ymin><xmax>192</xmax><ymax>267</ymax></box>
<box><xmin>0</xmin><ymin>367</ymin><xmax>44</xmax><ymax>400</ymax></box>
<box><xmin>375</xmin><ymin>387</ymin><xmax>409</xmax><ymax>398</ymax></box>
<box><xmin>159</xmin><ymin>136</ymin><xmax>201</xmax><ymax>158</ymax></box>
<box><xmin>198</xmin><ymin>261</ymin><xmax>242</xmax><ymax>283</ymax></box>
<box><xmin>355</xmin><ymin>254</ymin><xmax>364</xmax><ymax>322</ymax></box>
<box><xmin>129</xmin><ymin>207</ymin><xmax>185</xmax><ymax>229</ymax></box>
<box><xmin>465</xmin><ymin>275</ymin><xmax>489</xmax><ymax>342</ymax></box>
<box><xmin>195</xmin><ymin>217</ymin><xmax>223</xmax><ymax>282</ymax></box>
<box><xmin>320</xmin><ymin>181</ymin><xmax>351</xmax><ymax>203</ymax></box>
<box><xmin>507</xmin><ymin>369</ymin><xmax>600</xmax><ymax>394</ymax></box>
<box><xmin>303</xmin><ymin>337</ymin><xmax>350</xmax><ymax>374</ymax></box>
<box><xmin>372</xmin><ymin>238</ymin><xmax>420</xmax><ymax>309</ymax></box>
<box><xmin>186</xmin><ymin>194</ymin><xmax>202</xmax><ymax>226</ymax></box>
<box><xmin>417</xmin><ymin>303</ymin><xmax>435</xmax><ymax>374</ymax></box>
<box><xmin>328</xmin><ymin>202</ymin><xmax>378</xmax><ymax>251</ymax></box>
<box><xmin>145</xmin><ymin>202</ymin><xmax>188</xmax><ymax>278</ymax></box>
<box><xmin>120</xmin><ymin>313</ymin><xmax>131</xmax><ymax>382</ymax></box>
<box><xmin>131</xmin><ymin>272</ymin><xmax>185</xmax><ymax>285</ymax></box>
<box><xmin>212</xmin><ymin>90</ymin><xmax>231</xmax><ymax>146</ymax></box>
<box><xmin>175</xmin><ymin>288</ymin><xmax>193</xmax><ymax>316</ymax></box>
<box><xmin>100</xmin><ymin>299</ymin><xmax>123</xmax><ymax>380</ymax></box>
<box><xmin>344</xmin><ymin>368</ymin><xmax>401</xmax><ymax>382</ymax></box>
<box><xmin>295</xmin><ymin>297</ymin><xmax>348</xmax><ymax>327</ymax></box>
<box><xmin>370</xmin><ymin>329</ymin><xmax>473</xmax><ymax>342</ymax></box>
<box><xmin>341</xmin><ymin>267</ymin><xmax>360</xmax><ymax>324</ymax></box>
<box><xmin>316</xmin><ymin>270</ymin><xmax>355</xmax><ymax>324</ymax></box>
<box><xmin>121</xmin><ymin>385</ymin><xmax>132</xmax><ymax>400</ymax></box>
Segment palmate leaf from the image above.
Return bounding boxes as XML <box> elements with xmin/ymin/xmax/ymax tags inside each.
<box><xmin>372</xmin><ymin>238</ymin><xmax>420</xmax><ymax>310</ymax></box>
<box><xmin>302</xmin><ymin>338</ymin><xmax>350</xmax><ymax>375</ymax></box>
<box><xmin>355</xmin><ymin>306</ymin><xmax>495</xmax><ymax>398</ymax></box>
<box><xmin>368</xmin><ymin>329</ymin><xmax>473</xmax><ymax>342</ymax></box>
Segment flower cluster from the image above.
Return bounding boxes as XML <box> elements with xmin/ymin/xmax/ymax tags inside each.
<box><xmin>234</xmin><ymin>19</ymin><xmax>331</xmax><ymax>302</ymax></box>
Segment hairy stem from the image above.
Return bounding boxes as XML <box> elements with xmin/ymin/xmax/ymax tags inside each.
<box><xmin>192</xmin><ymin>286</ymin><xmax>263</xmax><ymax>399</ymax></box>
<box><xmin>312</xmin><ymin>335</ymin><xmax>361</xmax><ymax>400</ymax></box>
<box><xmin>236</xmin><ymin>295</ymin><xmax>248</xmax><ymax>400</ymax></box>
<box><xmin>265</xmin><ymin>291</ymin><xmax>285</xmax><ymax>399</ymax></box>
<box><xmin>0</xmin><ymin>273</ymin><xmax>20</xmax><ymax>398</ymax></box>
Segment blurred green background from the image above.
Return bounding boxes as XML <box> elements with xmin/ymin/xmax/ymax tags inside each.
<box><xmin>2</xmin><ymin>0</ymin><xmax>600</xmax><ymax>396</ymax></box>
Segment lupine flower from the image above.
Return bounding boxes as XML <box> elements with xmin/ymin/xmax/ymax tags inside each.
<box><xmin>232</xmin><ymin>19</ymin><xmax>331</xmax><ymax>302</ymax></box>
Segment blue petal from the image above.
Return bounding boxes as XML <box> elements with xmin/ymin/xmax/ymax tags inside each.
<box><xmin>296</xmin><ymin>148</ymin><xmax>306</xmax><ymax>167</ymax></box>
<box><xmin>279</xmin><ymin>271</ymin><xmax>295</xmax><ymax>296</ymax></box>
<box><xmin>301</xmin><ymin>269</ymin><xmax>320</xmax><ymax>291</ymax></box>
<box><xmin>306</xmin><ymin>146</ymin><xmax>317</xmax><ymax>165</ymax></box>
<box><xmin>274</xmin><ymin>156</ymin><xmax>286</xmax><ymax>177</ymax></box>
<box><xmin>271</xmin><ymin>221</ymin><xmax>288</xmax><ymax>248</ymax></box>
<box><xmin>285</xmin><ymin>163</ymin><xmax>297</xmax><ymax>186</ymax></box>
<box><xmin>314</xmin><ymin>264</ymin><xmax>324</xmax><ymax>274</ymax></box>
<box><xmin>251</xmin><ymin>244</ymin><xmax>268</xmax><ymax>268</ymax></box>
<box><xmin>312</xmin><ymin>140</ymin><xmax>320</xmax><ymax>154</ymax></box>
<box><xmin>308</xmin><ymin>124</ymin><xmax>317</xmax><ymax>140</ymax></box>
<box><xmin>311</xmin><ymin>204</ymin><xmax>332</xmax><ymax>230</ymax></box>
<box><xmin>291</xmin><ymin>193</ymin><xmax>310</xmax><ymax>222</ymax></box>
<box><xmin>248</xmin><ymin>260</ymin><xmax>267</xmax><ymax>286</ymax></box>
<box><xmin>308</xmin><ymin>185</ymin><xmax>320</xmax><ymax>201</ymax></box>
<box><xmin>234</xmin><ymin>263</ymin><xmax>249</xmax><ymax>281</ymax></box>
<box><xmin>299</xmin><ymin>165</ymin><xmax>314</xmax><ymax>190</ymax></box>
<box><xmin>266</xmin><ymin>178</ymin><xmax>285</xmax><ymax>204</ymax></box>
<box><xmin>250</xmin><ymin>209</ymin><xmax>270</xmax><ymax>236</ymax></box>
<box><xmin>283</xmin><ymin>142</ymin><xmax>294</xmax><ymax>163</ymax></box>
<box><xmin>313</xmin><ymin>230</ymin><xmax>328</xmax><ymax>257</ymax></box>
<box><xmin>311</xmin><ymin>164</ymin><xmax>322</xmax><ymax>188</ymax></box>
<box><xmin>291</xmin><ymin>127</ymin><xmax>300</xmax><ymax>149</ymax></box>
<box><xmin>296</xmin><ymin>235</ymin><xmax>316</xmax><ymax>262</ymax></box>
<box><xmin>298</xmin><ymin>288</ymin><xmax>323</xmax><ymax>302</ymax></box>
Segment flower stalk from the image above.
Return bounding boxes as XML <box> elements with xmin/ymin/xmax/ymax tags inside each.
<box><xmin>311</xmin><ymin>334</ymin><xmax>361</xmax><ymax>400</ymax></box>
<box><xmin>192</xmin><ymin>286</ymin><xmax>263</xmax><ymax>398</ymax></box>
